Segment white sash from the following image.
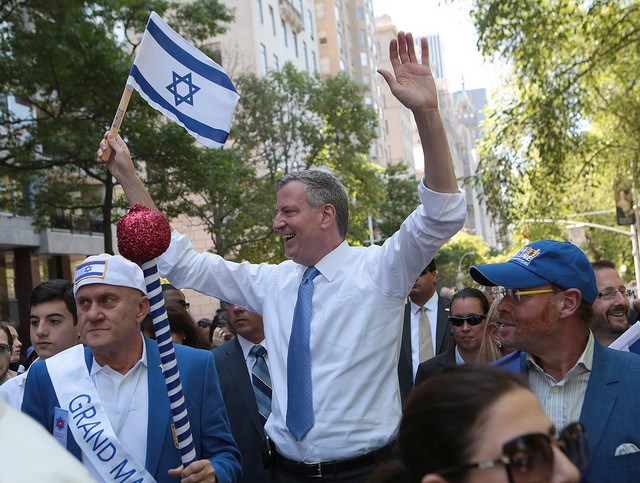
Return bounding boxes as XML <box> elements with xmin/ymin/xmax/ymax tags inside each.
<box><xmin>46</xmin><ymin>345</ymin><xmax>156</xmax><ymax>483</ymax></box>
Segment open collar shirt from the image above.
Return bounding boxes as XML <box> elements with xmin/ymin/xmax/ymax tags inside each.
<box><xmin>158</xmin><ymin>182</ymin><xmax>466</xmax><ymax>462</ymax></box>
<box><xmin>527</xmin><ymin>332</ymin><xmax>594</xmax><ymax>432</ymax></box>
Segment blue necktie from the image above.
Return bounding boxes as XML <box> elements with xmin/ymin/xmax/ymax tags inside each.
<box><xmin>286</xmin><ymin>266</ymin><xmax>320</xmax><ymax>440</ymax></box>
<box><xmin>250</xmin><ymin>344</ymin><xmax>272</xmax><ymax>424</ymax></box>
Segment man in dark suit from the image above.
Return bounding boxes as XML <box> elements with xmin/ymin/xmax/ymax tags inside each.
<box><xmin>398</xmin><ymin>259</ymin><xmax>454</xmax><ymax>402</ymax></box>
<box><xmin>213</xmin><ymin>303</ymin><xmax>270</xmax><ymax>483</ymax></box>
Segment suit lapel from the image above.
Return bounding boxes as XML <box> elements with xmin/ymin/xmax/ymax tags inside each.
<box><xmin>144</xmin><ymin>336</ymin><xmax>170</xmax><ymax>476</ymax></box>
<box><xmin>434</xmin><ymin>296</ymin><xmax>451</xmax><ymax>354</ymax></box>
<box><xmin>579</xmin><ymin>342</ymin><xmax>618</xmax><ymax>459</ymax></box>
<box><xmin>226</xmin><ymin>339</ymin><xmax>265</xmax><ymax>436</ymax></box>
<box><xmin>401</xmin><ymin>302</ymin><xmax>412</xmax><ymax>367</ymax></box>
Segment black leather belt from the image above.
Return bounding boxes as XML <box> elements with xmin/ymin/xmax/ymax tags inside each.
<box><xmin>274</xmin><ymin>441</ymin><xmax>396</xmax><ymax>478</ymax></box>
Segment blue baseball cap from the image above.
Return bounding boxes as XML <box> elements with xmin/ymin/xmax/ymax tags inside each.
<box><xmin>469</xmin><ymin>240</ymin><xmax>597</xmax><ymax>305</ymax></box>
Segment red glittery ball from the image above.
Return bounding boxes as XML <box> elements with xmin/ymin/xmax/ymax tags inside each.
<box><xmin>117</xmin><ymin>204</ymin><xmax>171</xmax><ymax>263</ymax></box>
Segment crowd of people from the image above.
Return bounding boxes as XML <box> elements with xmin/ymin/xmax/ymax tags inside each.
<box><xmin>0</xmin><ymin>30</ymin><xmax>639</xmax><ymax>483</ymax></box>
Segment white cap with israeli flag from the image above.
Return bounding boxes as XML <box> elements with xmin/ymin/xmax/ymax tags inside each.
<box><xmin>126</xmin><ymin>11</ymin><xmax>239</xmax><ymax>148</ymax></box>
<box><xmin>74</xmin><ymin>254</ymin><xmax>147</xmax><ymax>296</ymax></box>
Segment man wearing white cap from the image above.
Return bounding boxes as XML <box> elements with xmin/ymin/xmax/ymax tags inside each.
<box><xmin>22</xmin><ymin>254</ymin><xmax>241</xmax><ymax>483</ymax></box>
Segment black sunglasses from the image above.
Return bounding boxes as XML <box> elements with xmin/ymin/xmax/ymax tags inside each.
<box><xmin>437</xmin><ymin>422</ymin><xmax>588</xmax><ymax>482</ymax></box>
<box><xmin>448</xmin><ymin>314</ymin><xmax>486</xmax><ymax>327</ymax></box>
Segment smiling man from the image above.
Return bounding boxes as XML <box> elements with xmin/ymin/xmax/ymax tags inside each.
<box><xmin>0</xmin><ymin>280</ymin><xmax>79</xmax><ymax>409</ymax></box>
<box><xmin>98</xmin><ymin>31</ymin><xmax>466</xmax><ymax>482</ymax></box>
<box><xmin>470</xmin><ymin>240</ymin><xmax>640</xmax><ymax>482</ymax></box>
<box><xmin>590</xmin><ymin>260</ymin><xmax>630</xmax><ymax>346</ymax></box>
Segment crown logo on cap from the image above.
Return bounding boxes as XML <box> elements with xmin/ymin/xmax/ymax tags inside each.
<box><xmin>512</xmin><ymin>246</ymin><xmax>541</xmax><ymax>266</ymax></box>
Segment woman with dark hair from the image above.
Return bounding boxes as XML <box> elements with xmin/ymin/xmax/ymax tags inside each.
<box><xmin>415</xmin><ymin>287</ymin><xmax>489</xmax><ymax>382</ymax></box>
<box><xmin>369</xmin><ymin>365</ymin><xmax>584</xmax><ymax>483</ymax></box>
<box><xmin>142</xmin><ymin>300</ymin><xmax>211</xmax><ymax>350</ymax></box>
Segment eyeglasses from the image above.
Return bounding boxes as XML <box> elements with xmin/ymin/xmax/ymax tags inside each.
<box><xmin>448</xmin><ymin>315</ymin><xmax>486</xmax><ymax>327</ymax></box>
<box><xmin>492</xmin><ymin>288</ymin><xmax>559</xmax><ymax>303</ymax></box>
<box><xmin>0</xmin><ymin>343</ymin><xmax>10</xmax><ymax>354</ymax></box>
<box><xmin>596</xmin><ymin>288</ymin><xmax>633</xmax><ymax>300</ymax></box>
<box><xmin>179</xmin><ymin>300</ymin><xmax>190</xmax><ymax>309</ymax></box>
<box><xmin>437</xmin><ymin>422</ymin><xmax>588</xmax><ymax>483</ymax></box>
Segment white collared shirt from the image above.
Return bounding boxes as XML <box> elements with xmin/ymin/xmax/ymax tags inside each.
<box><xmin>158</xmin><ymin>183</ymin><xmax>466</xmax><ymax>462</ymax></box>
<box><xmin>85</xmin><ymin>335</ymin><xmax>148</xmax><ymax>482</ymax></box>
<box><xmin>409</xmin><ymin>293</ymin><xmax>439</xmax><ymax>379</ymax></box>
<box><xmin>527</xmin><ymin>332</ymin><xmax>594</xmax><ymax>431</ymax></box>
<box><xmin>0</xmin><ymin>368</ymin><xmax>29</xmax><ymax>409</ymax></box>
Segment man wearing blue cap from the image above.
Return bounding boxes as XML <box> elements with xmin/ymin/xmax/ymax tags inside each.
<box><xmin>470</xmin><ymin>240</ymin><xmax>640</xmax><ymax>482</ymax></box>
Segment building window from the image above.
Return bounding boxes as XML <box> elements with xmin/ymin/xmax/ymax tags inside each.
<box><xmin>360</xmin><ymin>51</ymin><xmax>368</xmax><ymax>67</ymax></box>
<box><xmin>358</xmin><ymin>30</ymin><xmax>366</xmax><ymax>47</ymax></box>
<box><xmin>281</xmin><ymin>19</ymin><xmax>288</xmax><ymax>46</ymax></box>
<box><xmin>293</xmin><ymin>32</ymin><xmax>299</xmax><ymax>57</ymax></box>
<box><xmin>337</xmin><ymin>33</ymin><xmax>343</xmax><ymax>53</ymax></box>
<box><xmin>273</xmin><ymin>54</ymin><xmax>280</xmax><ymax>71</ymax></box>
<box><xmin>260</xmin><ymin>43</ymin><xmax>268</xmax><ymax>75</ymax></box>
<box><xmin>269</xmin><ymin>6</ymin><xmax>276</xmax><ymax>36</ymax></box>
<box><xmin>356</xmin><ymin>6</ymin><xmax>364</xmax><ymax>21</ymax></box>
<box><xmin>312</xmin><ymin>51</ymin><xmax>317</xmax><ymax>73</ymax></box>
<box><xmin>303</xmin><ymin>41</ymin><xmax>308</xmax><ymax>69</ymax></box>
<box><xmin>256</xmin><ymin>0</ymin><xmax>263</xmax><ymax>23</ymax></box>
<box><xmin>315</xmin><ymin>1</ymin><xmax>325</xmax><ymax>19</ymax></box>
<box><xmin>307</xmin><ymin>10</ymin><xmax>314</xmax><ymax>38</ymax></box>
<box><xmin>334</xmin><ymin>3</ymin><xmax>340</xmax><ymax>24</ymax></box>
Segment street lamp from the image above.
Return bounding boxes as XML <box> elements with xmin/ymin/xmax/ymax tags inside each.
<box><xmin>456</xmin><ymin>251</ymin><xmax>475</xmax><ymax>288</ymax></box>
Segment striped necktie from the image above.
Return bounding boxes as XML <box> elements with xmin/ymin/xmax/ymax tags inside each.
<box><xmin>250</xmin><ymin>344</ymin><xmax>272</xmax><ymax>424</ymax></box>
<box><xmin>286</xmin><ymin>266</ymin><xmax>320</xmax><ymax>440</ymax></box>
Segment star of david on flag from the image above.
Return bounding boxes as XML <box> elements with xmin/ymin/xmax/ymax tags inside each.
<box><xmin>126</xmin><ymin>12</ymin><xmax>239</xmax><ymax>148</ymax></box>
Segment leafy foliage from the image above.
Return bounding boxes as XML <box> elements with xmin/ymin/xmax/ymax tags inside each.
<box><xmin>469</xmin><ymin>0</ymin><xmax>640</xmax><ymax>273</ymax></box>
<box><xmin>0</xmin><ymin>0</ymin><xmax>233</xmax><ymax>253</ymax></box>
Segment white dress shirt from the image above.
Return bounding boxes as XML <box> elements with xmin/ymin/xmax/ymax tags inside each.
<box><xmin>409</xmin><ymin>293</ymin><xmax>439</xmax><ymax>379</ymax></box>
<box><xmin>85</xmin><ymin>336</ymin><xmax>149</xmax><ymax>482</ymax></box>
<box><xmin>158</xmin><ymin>182</ymin><xmax>465</xmax><ymax>462</ymax></box>
<box><xmin>0</xmin><ymin>366</ymin><xmax>29</xmax><ymax>409</ymax></box>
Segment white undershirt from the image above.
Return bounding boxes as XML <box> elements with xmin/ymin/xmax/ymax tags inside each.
<box><xmin>84</xmin><ymin>335</ymin><xmax>148</xmax><ymax>482</ymax></box>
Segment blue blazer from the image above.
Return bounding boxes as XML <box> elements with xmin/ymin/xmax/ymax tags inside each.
<box><xmin>213</xmin><ymin>338</ymin><xmax>268</xmax><ymax>483</ymax></box>
<box><xmin>495</xmin><ymin>342</ymin><xmax>640</xmax><ymax>482</ymax></box>
<box><xmin>22</xmin><ymin>336</ymin><xmax>241</xmax><ymax>483</ymax></box>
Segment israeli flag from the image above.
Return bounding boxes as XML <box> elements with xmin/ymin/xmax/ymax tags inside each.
<box><xmin>609</xmin><ymin>322</ymin><xmax>640</xmax><ymax>355</ymax></box>
<box><xmin>127</xmin><ymin>12</ymin><xmax>239</xmax><ymax>148</ymax></box>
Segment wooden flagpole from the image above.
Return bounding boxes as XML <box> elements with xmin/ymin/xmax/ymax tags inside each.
<box><xmin>101</xmin><ymin>85</ymin><xmax>133</xmax><ymax>160</ymax></box>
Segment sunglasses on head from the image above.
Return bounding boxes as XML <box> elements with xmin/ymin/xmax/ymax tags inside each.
<box><xmin>448</xmin><ymin>314</ymin><xmax>486</xmax><ymax>327</ymax></box>
<box><xmin>437</xmin><ymin>422</ymin><xmax>588</xmax><ymax>483</ymax></box>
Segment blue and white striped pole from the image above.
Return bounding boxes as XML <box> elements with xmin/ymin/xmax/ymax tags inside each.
<box><xmin>142</xmin><ymin>260</ymin><xmax>196</xmax><ymax>466</ymax></box>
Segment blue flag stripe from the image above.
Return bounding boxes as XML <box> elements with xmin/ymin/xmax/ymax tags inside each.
<box><xmin>130</xmin><ymin>65</ymin><xmax>230</xmax><ymax>145</ymax></box>
<box><xmin>145</xmin><ymin>17</ymin><xmax>237</xmax><ymax>94</ymax></box>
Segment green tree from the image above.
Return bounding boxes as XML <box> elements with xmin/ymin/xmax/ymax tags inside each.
<box><xmin>0</xmin><ymin>0</ymin><xmax>233</xmax><ymax>253</ymax></box>
<box><xmin>435</xmin><ymin>231</ymin><xmax>493</xmax><ymax>289</ymax></box>
<box><xmin>469</xmin><ymin>0</ymin><xmax>640</xmax><ymax>270</ymax></box>
<box><xmin>376</xmin><ymin>162</ymin><xmax>420</xmax><ymax>241</ymax></box>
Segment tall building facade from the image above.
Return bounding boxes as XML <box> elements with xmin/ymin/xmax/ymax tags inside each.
<box><xmin>315</xmin><ymin>0</ymin><xmax>390</xmax><ymax>166</ymax></box>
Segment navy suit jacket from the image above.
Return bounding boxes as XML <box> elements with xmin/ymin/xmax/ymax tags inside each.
<box><xmin>414</xmin><ymin>346</ymin><xmax>457</xmax><ymax>385</ymax></box>
<box><xmin>495</xmin><ymin>342</ymin><xmax>640</xmax><ymax>482</ymax></box>
<box><xmin>213</xmin><ymin>338</ymin><xmax>268</xmax><ymax>483</ymax></box>
<box><xmin>398</xmin><ymin>296</ymin><xmax>453</xmax><ymax>402</ymax></box>
<box><xmin>22</xmin><ymin>336</ymin><xmax>241</xmax><ymax>483</ymax></box>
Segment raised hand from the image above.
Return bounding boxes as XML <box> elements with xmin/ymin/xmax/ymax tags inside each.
<box><xmin>377</xmin><ymin>32</ymin><xmax>438</xmax><ymax>113</ymax></box>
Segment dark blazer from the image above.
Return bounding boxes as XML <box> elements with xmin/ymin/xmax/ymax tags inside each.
<box><xmin>495</xmin><ymin>342</ymin><xmax>640</xmax><ymax>482</ymax></box>
<box><xmin>414</xmin><ymin>347</ymin><xmax>457</xmax><ymax>385</ymax></box>
<box><xmin>213</xmin><ymin>337</ymin><xmax>268</xmax><ymax>483</ymax></box>
<box><xmin>398</xmin><ymin>295</ymin><xmax>454</xmax><ymax>402</ymax></box>
<box><xmin>22</xmin><ymin>336</ymin><xmax>241</xmax><ymax>483</ymax></box>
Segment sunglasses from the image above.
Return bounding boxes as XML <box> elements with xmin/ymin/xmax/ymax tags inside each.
<box><xmin>437</xmin><ymin>422</ymin><xmax>588</xmax><ymax>482</ymax></box>
<box><xmin>448</xmin><ymin>314</ymin><xmax>486</xmax><ymax>327</ymax></box>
